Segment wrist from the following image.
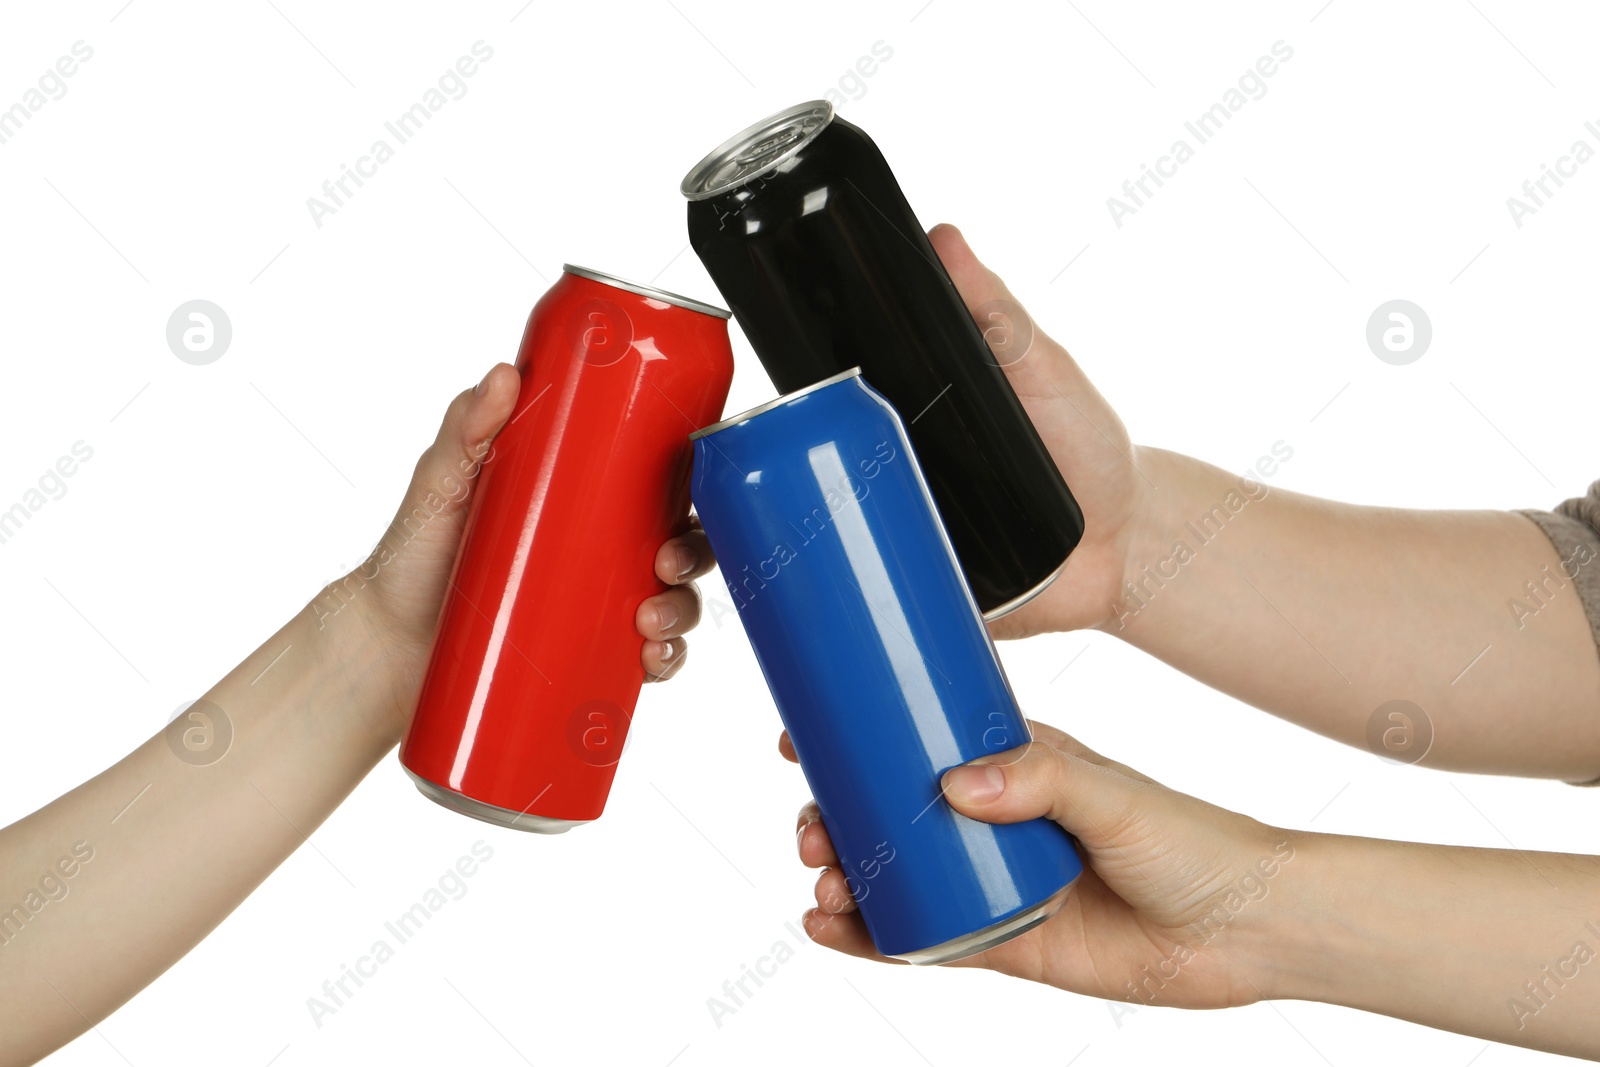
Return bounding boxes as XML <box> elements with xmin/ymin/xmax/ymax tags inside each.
<box><xmin>1097</xmin><ymin>448</ymin><xmax>1265</xmax><ymax>641</ymax></box>
<box><xmin>303</xmin><ymin>577</ymin><xmax>423</xmax><ymax>746</ymax></box>
<box><xmin>1229</xmin><ymin>829</ymin><xmax>1359</xmax><ymax>1005</ymax></box>
<box><xmin>1006</xmin><ymin>444</ymin><xmax>1160</xmax><ymax>637</ymax></box>
<box><xmin>1089</xmin><ymin>445</ymin><xmax>1188</xmax><ymax>637</ymax></box>
<box><xmin>1228</xmin><ymin>825</ymin><xmax>1395</xmax><ymax>1011</ymax></box>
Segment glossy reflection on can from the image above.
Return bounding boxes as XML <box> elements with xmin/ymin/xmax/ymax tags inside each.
<box><xmin>683</xmin><ymin>101</ymin><xmax>1085</xmax><ymax>618</ymax></box>
<box><xmin>690</xmin><ymin>369</ymin><xmax>1082</xmax><ymax>962</ymax></box>
<box><xmin>400</xmin><ymin>266</ymin><xmax>734</xmax><ymax>832</ymax></box>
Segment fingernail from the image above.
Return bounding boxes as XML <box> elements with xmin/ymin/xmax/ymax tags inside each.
<box><xmin>474</xmin><ymin>368</ymin><xmax>494</xmax><ymax>397</ymax></box>
<box><xmin>943</xmin><ymin>763</ymin><xmax>1005</xmax><ymax>803</ymax></box>
<box><xmin>796</xmin><ymin>819</ymin><xmax>811</xmax><ymax>857</ymax></box>
<box><xmin>658</xmin><ymin>640</ymin><xmax>675</xmax><ymax>663</ymax></box>
<box><xmin>674</xmin><ymin>544</ymin><xmax>697</xmax><ymax>581</ymax></box>
<box><xmin>656</xmin><ymin>603</ymin><xmax>680</xmax><ymax>636</ymax></box>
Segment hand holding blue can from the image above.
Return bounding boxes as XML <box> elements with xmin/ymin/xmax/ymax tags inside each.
<box><xmin>790</xmin><ymin>722</ymin><xmax>1302</xmax><ymax>1011</ymax></box>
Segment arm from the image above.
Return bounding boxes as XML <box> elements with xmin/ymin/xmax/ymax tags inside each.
<box><xmin>1</xmin><ymin>586</ymin><xmax>403</xmax><ymax>1067</ymax></box>
<box><xmin>1276</xmin><ymin>831</ymin><xmax>1600</xmax><ymax>1054</ymax></box>
<box><xmin>928</xmin><ymin>224</ymin><xmax>1600</xmax><ymax>779</ymax></box>
<box><xmin>1118</xmin><ymin>451</ymin><xmax>1600</xmax><ymax>779</ymax></box>
<box><xmin>0</xmin><ymin>365</ymin><xmax>714</xmax><ymax>1066</ymax></box>
<box><xmin>789</xmin><ymin>726</ymin><xmax>1600</xmax><ymax>1059</ymax></box>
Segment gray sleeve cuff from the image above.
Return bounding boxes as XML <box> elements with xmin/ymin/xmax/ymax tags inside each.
<box><xmin>1516</xmin><ymin>481</ymin><xmax>1600</xmax><ymax>785</ymax></box>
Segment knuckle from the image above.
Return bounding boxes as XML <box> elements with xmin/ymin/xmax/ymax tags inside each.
<box><xmin>1033</xmin><ymin>742</ymin><xmax>1068</xmax><ymax>791</ymax></box>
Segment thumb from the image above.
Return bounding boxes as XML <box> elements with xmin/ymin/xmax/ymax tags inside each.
<box><xmin>366</xmin><ymin>362</ymin><xmax>519</xmax><ymax>586</ymax></box>
<box><xmin>940</xmin><ymin>740</ymin><xmax>1145</xmax><ymax>849</ymax></box>
<box><xmin>414</xmin><ymin>363</ymin><xmax>519</xmax><ymax>515</ymax></box>
<box><xmin>336</xmin><ymin>363</ymin><xmax>522</xmax><ymax>659</ymax></box>
<box><xmin>929</xmin><ymin>222</ymin><xmax>1075</xmax><ymax>401</ymax></box>
<box><xmin>389</xmin><ymin>363</ymin><xmax>520</xmax><ymax>541</ymax></box>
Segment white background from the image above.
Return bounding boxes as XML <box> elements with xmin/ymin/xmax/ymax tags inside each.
<box><xmin>2</xmin><ymin>1</ymin><xmax>1598</xmax><ymax>1064</ymax></box>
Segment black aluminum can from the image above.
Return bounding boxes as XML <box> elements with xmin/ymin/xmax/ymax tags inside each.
<box><xmin>680</xmin><ymin>101</ymin><xmax>1084</xmax><ymax>617</ymax></box>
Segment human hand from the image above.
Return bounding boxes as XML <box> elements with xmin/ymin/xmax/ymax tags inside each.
<box><xmin>932</xmin><ymin>224</ymin><xmax>1150</xmax><ymax>639</ymax></box>
<box><xmin>341</xmin><ymin>364</ymin><xmax>717</xmax><ymax>734</ymax></box>
<box><xmin>786</xmin><ymin>722</ymin><xmax>1300</xmax><ymax>1010</ymax></box>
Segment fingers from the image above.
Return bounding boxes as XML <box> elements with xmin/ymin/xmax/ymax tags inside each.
<box><xmin>941</xmin><ymin>738</ymin><xmax>1146</xmax><ymax>847</ymax></box>
<box><xmin>637</xmin><ymin>586</ymin><xmax>698</xmax><ymax>680</ymax></box>
<box><xmin>639</xmin><ymin>525</ymin><xmax>713</xmax><ymax>682</ymax></box>
<box><xmin>641</xmin><ymin>638</ymin><xmax>688</xmax><ymax>682</ymax></box>
<box><xmin>636</xmin><ymin>584</ymin><xmax>700</xmax><ymax>642</ymax></box>
<box><xmin>777</xmin><ymin>730</ymin><xmax>797</xmax><ymax>763</ymax></box>
<box><xmin>799</xmin><ymin>908</ymin><xmax>892</xmax><ymax>963</ymax></box>
<box><xmin>795</xmin><ymin>801</ymin><xmax>838</xmax><ymax>868</ymax></box>
<box><xmin>655</xmin><ymin>525</ymin><xmax>715</xmax><ymax>585</ymax></box>
<box><xmin>792</xmin><ymin>815</ymin><xmax>897</xmax><ymax>965</ymax></box>
<box><xmin>795</xmin><ymin>807</ymin><xmax>875</xmax><ymax>950</ymax></box>
<box><xmin>813</xmin><ymin>867</ymin><xmax>858</xmax><ymax>914</ymax></box>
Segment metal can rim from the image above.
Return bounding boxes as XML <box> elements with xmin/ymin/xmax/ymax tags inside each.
<box><xmin>561</xmin><ymin>263</ymin><xmax>731</xmax><ymax>320</ymax></box>
<box><xmin>689</xmin><ymin>366</ymin><xmax>863</xmax><ymax>441</ymax></box>
<box><xmin>405</xmin><ymin>768</ymin><xmax>587</xmax><ymax>834</ymax></box>
<box><xmin>679</xmin><ymin>99</ymin><xmax>837</xmax><ymax>202</ymax></box>
<box><xmin>980</xmin><ymin>555</ymin><xmax>1069</xmax><ymax>621</ymax></box>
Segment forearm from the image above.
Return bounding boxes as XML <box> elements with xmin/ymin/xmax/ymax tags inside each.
<box><xmin>0</xmin><ymin>596</ymin><xmax>404</xmax><ymax>1065</ymax></box>
<box><xmin>1258</xmin><ymin>831</ymin><xmax>1600</xmax><ymax>1057</ymax></box>
<box><xmin>1108</xmin><ymin>447</ymin><xmax>1600</xmax><ymax>778</ymax></box>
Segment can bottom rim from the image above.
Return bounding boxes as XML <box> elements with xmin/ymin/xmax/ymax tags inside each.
<box><xmin>405</xmin><ymin>768</ymin><xmax>587</xmax><ymax>835</ymax></box>
<box><xmin>890</xmin><ymin>881</ymin><xmax>1075</xmax><ymax>966</ymax></box>
<box><xmin>981</xmin><ymin>554</ymin><xmax>1071</xmax><ymax>622</ymax></box>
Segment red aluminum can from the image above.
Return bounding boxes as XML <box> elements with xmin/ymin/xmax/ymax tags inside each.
<box><xmin>400</xmin><ymin>265</ymin><xmax>734</xmax><ymax>832</ymax></box>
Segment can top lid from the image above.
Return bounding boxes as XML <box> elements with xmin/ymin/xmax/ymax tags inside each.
<box><xmin>689</xmin><ymin>367</ymin><xmax>862</xmax><ymax>441</ymax></box>
<box><xmin>680</xmin><ymin>100</ymin><xmax>837</xmax><ymax>201</ymax></box>
<box><xmin>562</xmin><ymin>264</ymin><xmax>731</xmax><ymax>319</ymax></box>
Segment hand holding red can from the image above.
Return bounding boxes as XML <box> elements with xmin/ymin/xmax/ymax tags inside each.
<box><xmin>399</xmin><ymin>267</ymin><xmax>735</xmax><ymax>833</ymax></box>
<box><xmin>314</xmin><ymin>362</ymin><xmax>717</xmax><ymax>738</ymax></box>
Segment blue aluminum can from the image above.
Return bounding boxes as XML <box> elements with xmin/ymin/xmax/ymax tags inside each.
<box><xmin>690</xmin><ymin>368</ymin><xmax>1083</xmax><ymax>964</ymax></box>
